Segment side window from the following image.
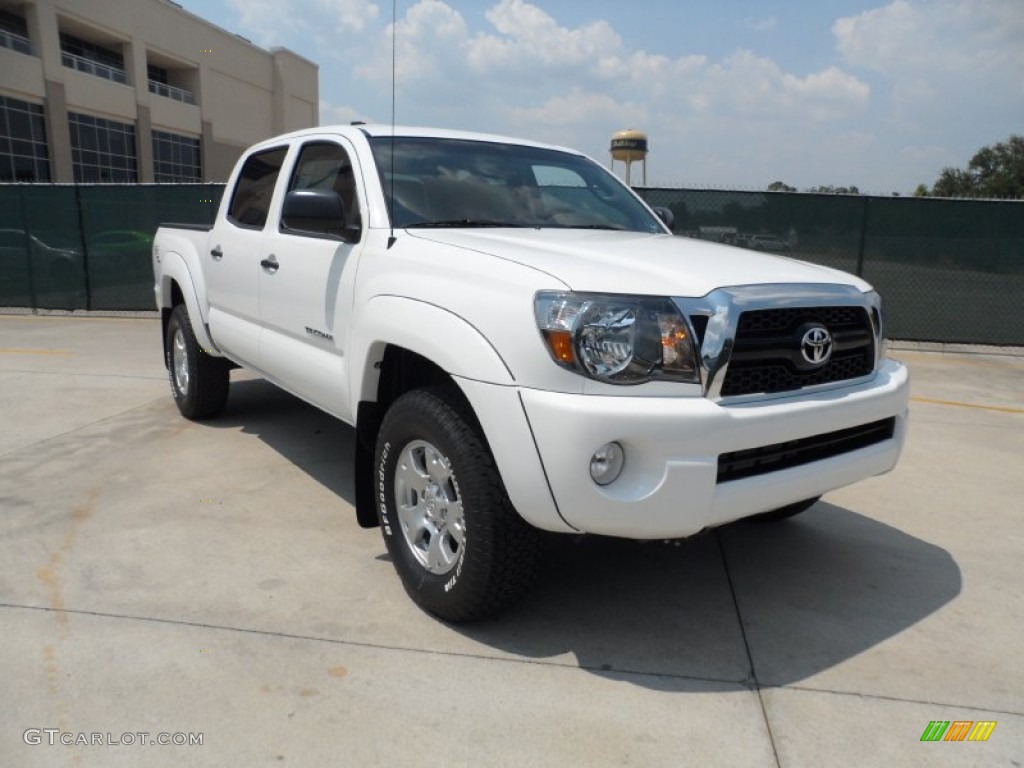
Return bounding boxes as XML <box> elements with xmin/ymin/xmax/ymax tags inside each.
<box><xmin>533</xmin><ymin>165</ymin><xmax>587</xmax><ymax>188</ymax></box>
<box><xmin>281</xmin><ymin>141</ymin><xmax>361</xmax><ymax>238</ymax></box>
<box><xmin>227</xmin><ymin>147</ymin><xmax>288</xmax><ymax>229</ymax></box>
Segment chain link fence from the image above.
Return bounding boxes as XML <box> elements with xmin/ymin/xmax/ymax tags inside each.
<box><xmin>1</xmin><ymin>184</ymin><xmax>1021</xmax><ymax>344</ymax></box>
<box><xmin>0</xmin><ymin>184</ymin><xmax>221</xmax><ymax>312</ymax></box>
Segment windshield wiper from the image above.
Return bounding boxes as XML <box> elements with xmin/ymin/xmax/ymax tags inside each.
<box><xmin>567</xmin><ymin>224</ymin><xmax>627</xmax><ymax>231</ymax></box>
<box><xmin>406</xmin><ymin>219</ymin><xmax>527</xmax><ymax>228</ymax></box>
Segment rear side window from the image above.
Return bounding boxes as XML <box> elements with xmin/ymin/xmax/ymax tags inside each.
<box><xmin>228</xmin><ymin>147</ymin><xmax>288</xmax><ymax>229</ymax></box>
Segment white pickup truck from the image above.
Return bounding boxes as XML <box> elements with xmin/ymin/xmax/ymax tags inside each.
<box><xmin>153</xmin><ymin>125</ymin><xmax>908</xmax><ymax>621</ymax></box>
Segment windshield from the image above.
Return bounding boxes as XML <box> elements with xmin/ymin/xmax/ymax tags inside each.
<box><xmin>368</xmin><ymin>137</ymin><xmax>664</xmax><ymax>233</ymax></box>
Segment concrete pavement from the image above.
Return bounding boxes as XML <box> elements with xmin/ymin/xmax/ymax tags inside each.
<box><xmin>1</xmin><ymin>315</ymin><xmax>1022</xmax><ymax>767</ymax></box>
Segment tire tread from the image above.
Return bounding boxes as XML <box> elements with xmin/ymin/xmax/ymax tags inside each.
<box><xmin>167</xmin><ymin>304</ymin><xmax>229</xmax><ymax>420</ymax></box>
<box><xmin>378</xmin><ymin>388</ymin><xmax>541</xmax><ymax>622</ymax></box>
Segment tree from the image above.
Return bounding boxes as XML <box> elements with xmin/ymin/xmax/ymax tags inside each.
<box><xmin>926</xmin><ymin>135</ymin><xmax>1024</xmax><ymax>198</ymax></box>
<box><xmin>767</xmin><ymin>181</ymin><xmax>796</xmax><ymax>192</ymax></box>
<box><xmin>931</xmin><ymin>167</ymin><xmax>973</xmax><ymax>197</ymax></box>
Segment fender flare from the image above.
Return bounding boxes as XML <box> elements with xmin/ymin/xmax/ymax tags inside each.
<box><xmin>350</xmin><ymin>294</ymin><xmax>516</xmax><ymax>407</ymax></box>
<box><xmin>157</xmin><ymin>250</ymin><xmax>219</xmax><ymax>355</ymax></box>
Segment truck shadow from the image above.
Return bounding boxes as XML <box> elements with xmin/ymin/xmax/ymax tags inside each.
<box><xmin>207</xmin><ymin>378</ymin><xmax>961</xmax><ymax>694</ymax></box>
<box><xmin>456</xmin><ymin>507</ymin><xmax>961</xmax><ymax>692</ymax></box>
<box><xmin>206</xmin><ymin>377</ymin><xmax>357</xmax><ymax>506</ymax></box>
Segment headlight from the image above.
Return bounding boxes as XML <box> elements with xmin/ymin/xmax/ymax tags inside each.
<box><xmin>534</xmin><ymin>291</ymin><xmax>699</xmax><ymax>384</ymax></box>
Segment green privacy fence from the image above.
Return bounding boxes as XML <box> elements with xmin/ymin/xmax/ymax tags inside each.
<box><xmin>1</xmin><ymin>184</ymin><xmax>1021</xmax><ymax>345</ymax></box>
<box><xmin>638</xmin><ymin>189</ymin><xmax>1024</xmax><ymax>346</ymax></box>
<box><xmin>0</xmin><ymin>184</ymin><xmax>221</xmax><ymax>311</ymax></box>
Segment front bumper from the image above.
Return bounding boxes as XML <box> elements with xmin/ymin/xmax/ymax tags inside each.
<box><xmin>511</xmin><ymin>359</ymin><xmax>908</xmax><ymax>539</ymax></box>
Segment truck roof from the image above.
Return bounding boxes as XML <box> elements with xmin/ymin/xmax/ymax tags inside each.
<box><xmin>248</xmin><ymin>124</ymin><xmax>583</xmax><ymax>156</ymax></box>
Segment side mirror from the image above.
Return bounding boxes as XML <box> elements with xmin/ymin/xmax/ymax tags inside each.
<box><xmin>652</xmin><ymin>206</ymin><xmax>675</xmax><ymax>230</ymax></box>
<box><xmin>282</xmin><ymin>189</ymin><xmax>358</xmax><ymax>241</ymax></box>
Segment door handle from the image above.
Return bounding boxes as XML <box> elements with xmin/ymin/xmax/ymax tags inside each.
<box><xmin>260</xmin><ymin>255</ymin><xmax>280</xmax><ymax>273</ymax></box>
<box><xmin>210</xmin><ymin>245</ymin><xmax>223</xmax><ymax>260</ymax></box>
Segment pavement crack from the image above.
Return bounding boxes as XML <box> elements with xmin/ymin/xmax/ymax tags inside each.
<box><xmin>1</xmin><ymin>602</ymin><xmax>751</xmax><ymax>690</ymax></box>
<box><xmin>717</xmin><ymin>529</ymin><xmax>782</xmax><ymax>768</ymax></box>
<box><xmin>0</xmin><ymin>368</ymin><xmax>165</xmax><ymax>380</ymax></box>
<box><xmin>772</xmin><ymin>683</ymin><xmax>1024</xmax><ymax>718</ymax></box>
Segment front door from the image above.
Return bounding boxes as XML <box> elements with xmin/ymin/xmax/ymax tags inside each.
<box><xmin>257</xmin><ymin>138</ymin><xmax>366</xmax><ymax>422</ymax></box>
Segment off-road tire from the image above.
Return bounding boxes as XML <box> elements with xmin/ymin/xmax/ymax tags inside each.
<box><xmin>375</xmin><ymin>388</ymin><xmax>541</xmax><ymax>622</ymax></box>
<box><xmin>166</xmin><ymin>304</ymin><xmax>230</xmax><ymax>420</ymax></box>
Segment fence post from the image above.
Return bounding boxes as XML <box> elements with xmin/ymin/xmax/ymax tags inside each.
<box><xmin>17</xmin><ymin>189</ymin><xmax>39</xmax><ymax>311</ymax></box>
<box><xmin>855</xmin><ymin>196</ymin><xmax>870</xmax><ymax>277</ymax></box>
<box><xmin>73</xmin><ymin>184</ymin><xmax>94</xmax><ymax>311</ymax></box>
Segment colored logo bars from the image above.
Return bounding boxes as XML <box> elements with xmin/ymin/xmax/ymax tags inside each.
<box><xmin>920</xmin><ymin>721</ymin><xmax>997</xmax><ymax>742</ymax></box>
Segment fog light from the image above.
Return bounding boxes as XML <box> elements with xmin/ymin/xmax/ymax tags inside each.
<box><xmin>590</xmin><ymin>442</ymin><xmax>625</xmax><ymax>486</ymax></box>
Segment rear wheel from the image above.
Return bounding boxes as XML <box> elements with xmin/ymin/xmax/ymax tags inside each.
<box><xmin>375</xmin><ymin>388</ymin><xmax>541</xmax><ymax>622</ymax></box>
<box><xmin>753</xmin><ymin>496</ymin><xmax>821</xmax><ymax>522</ymax></box>
<box><xmin>166</xmin><ymin>304</ymin><xmax>230</xmax><ymax>420</ymax></box>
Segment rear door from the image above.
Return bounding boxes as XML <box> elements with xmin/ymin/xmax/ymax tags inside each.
<box><xmin>205</xmin><ymin>145</ymin><xmax>288</xmax><ymax>365</ymax></box>
<box><xmin>257</xmin><ymin>137</ymin><xmax>366</xmax><ymax>422</ymax></box>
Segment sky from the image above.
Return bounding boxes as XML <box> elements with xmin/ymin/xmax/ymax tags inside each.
<box><xmin>182</xmin><ymin>0</ymin><xmax>1024</xmax><ymax>194</ymax></box>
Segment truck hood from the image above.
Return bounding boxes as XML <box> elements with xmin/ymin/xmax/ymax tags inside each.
<box><xmin>407</xmin><ymin>229</ymin><xmax>870</xmax><ymax>297</ymax></box>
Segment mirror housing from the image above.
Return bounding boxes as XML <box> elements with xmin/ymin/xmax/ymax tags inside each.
<box><xmin>652</xmin><ymin>206</ymin><xmax>675</xmax><ymax>230</ymax></box>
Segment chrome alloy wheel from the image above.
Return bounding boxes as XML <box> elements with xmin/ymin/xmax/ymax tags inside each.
<box><xmin>394</xmin><ymin>439</ymin><xmax>466</xmax><ymax>575</ymax></box>
<box><xmin>172</xmin><ymin>327</ymin><xmax>190</xmax><ymax>395</ymax></box>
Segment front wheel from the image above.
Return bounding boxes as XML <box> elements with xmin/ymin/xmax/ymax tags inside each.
<box><xmin>375</xmin><ymin>388</ymin><xmax>541</xmax><ymax>622</ymax></box>
<box><xmin>165</xmin><ymin>304</ymin><xmax>230</xmax><ymax>420</ymax></box>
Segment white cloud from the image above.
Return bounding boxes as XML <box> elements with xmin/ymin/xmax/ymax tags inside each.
<box><xmin>688</xmin><ymin>52</ymin><xmax>870</xmax><ymax>122</ymax></box>
<box><xmin>321</xmin><ymin>0</ymin><xmax>380</xmax><ymax>32</ymax></box>
<box><xmin>834</xmin><ymin>0</ymin><xmax>1024</xmax><ymax>77</ymax></box>
<box><xmin>745</xmin><ymin>16</ymin><xmax>778</xmax><ymax>32</ymax></box>
<box><xmin>355</xmin><ymin>0</ymin><xmax>468</xmax><ymax>86</ymax></box>
<box><xmin>230</xmin><ymin>0</ymin><xmax>1021</xmax><ymax>191</ymax></box>
<box><xmin>319</xmin><ymin>100</ymin><xmax>376</xmax><ymax>126</ymax></box>
<box><xmin>832</xmin><ymin>0</ymin><xmax>1024</xmax><ymax>147</ymax></box>
<box><xmin>504</xmin><ymin>88</ymin><xmax>648</xmax><ymax>128</ymax></box>
<box><xmin>356</xmin><ymin>0</ymin><xmax>868</xmax><ymax>128</ymax></box>
<box><xmin>228</xmin><ymin>0</ymin><xmax>379</xmax><ymax>43</ymax></box>
<box><xmin>466</xmin><ymin>0</ymin><xmax>623</xmax><ymax>73</ymax></box>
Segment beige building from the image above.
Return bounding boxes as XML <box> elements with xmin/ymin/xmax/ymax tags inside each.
<box><xmin>0</xmin><ymin>0</ymin><xmax>318</xmax><ymax>183</ymax></box>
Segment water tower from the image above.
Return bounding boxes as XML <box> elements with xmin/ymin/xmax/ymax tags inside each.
<box><xmin>610</xmin><ymin>129</ymin><xmax>648</xmax><ymax>186</ymax></box>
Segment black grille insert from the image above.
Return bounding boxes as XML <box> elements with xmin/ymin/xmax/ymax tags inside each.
<box><xmin>720</xmin><ymin>306</ymin><xmax>874</xmax><ymax>397</ymax></box>
<box><xmin>717</xmin><ymin>417</ymin><xmax>896</xmax><ymax>483</ymax></box>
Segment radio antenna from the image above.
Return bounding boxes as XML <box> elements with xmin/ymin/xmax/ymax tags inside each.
<box><xmin>387</xmin><ymin>0</ymin><xmax>397</xmax><ymax>249</ymax></box>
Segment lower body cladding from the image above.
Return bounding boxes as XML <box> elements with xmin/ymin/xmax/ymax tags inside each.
<box><xmin>457</xmin><ymin>359</ymin><xmax>909</xmax><ymax>539</ymax></box>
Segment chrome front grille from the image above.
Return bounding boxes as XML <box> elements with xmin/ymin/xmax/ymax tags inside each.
<box><xmin>674</xmin><ymin>284</ymin><xmax>883</xmax><ymax>400</ymax></box>
<box><xmin>719</xmin><ymin>306</ymin><xmax>875</xmax><ymax>397</ymax></box>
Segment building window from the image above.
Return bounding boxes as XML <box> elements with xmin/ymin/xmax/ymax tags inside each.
<box><xmin>0</xmin><ymin>96</ymin><xmax>50</xmax><ymax>182</ymax></box>
<box><xmin>147</xmin><ymin>61</ymin><xmax>196</xmax><ymax>105</ymax></box>
<box><xmin>60</xmin><ymin>32</ymin><xmax>128</xmax><ymax>84</ymax></box>
<box><xmin>153</xmin><ymin>130</ymin><xmax>201</xmax><ymax>183</ymax></box>
<box><xmin>147</xmin><ymin>64</ymin><xmax>169</xmax><ymax>85</ymax></box>
<box><xmin>68</xmin><ymin>112</ymin><xmax>137</xmax><ymax>182</ymax></box>
<box><xmin>0</xmin><ymin>8</ymin><xmax>32</xmax><ymax>55</ymax></box>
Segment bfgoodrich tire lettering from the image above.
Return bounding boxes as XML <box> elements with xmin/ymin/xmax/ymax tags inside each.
<box><xmin>166</xmin><ymin>304</ymin><xmax>230</xmax><ymax>420</ymax></box>
<box><xmin>375</xmin><ymin>388</ymin><xmax>541</xmax><ymax>622</ymax></box>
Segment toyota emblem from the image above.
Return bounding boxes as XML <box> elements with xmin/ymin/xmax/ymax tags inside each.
<box><xmin>800</xmin><ymin>326</ymin><xmax>833</xmax><ymax>366</ymax></box>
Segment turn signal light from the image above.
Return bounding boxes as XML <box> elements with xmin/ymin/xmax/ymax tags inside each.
<box><xmin>542</xmin><ymin>329</ymin><xmax>575</xmax><ymax>364</ymax></box>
